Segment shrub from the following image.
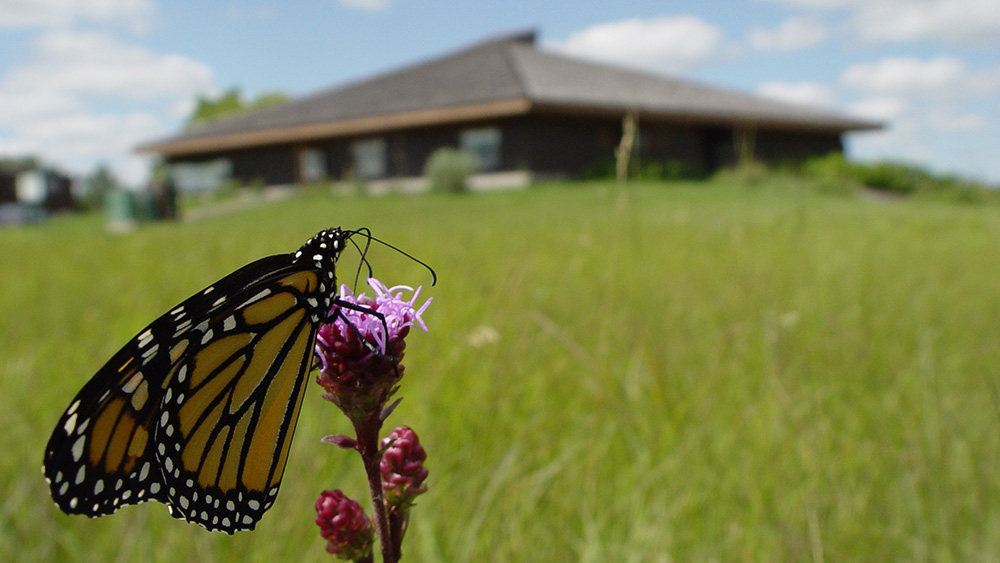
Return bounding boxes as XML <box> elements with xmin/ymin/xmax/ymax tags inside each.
<box><xmin>424</xmin><ymin>148</ymin><xmax>477</xmax><ymax>193</ymax></box>
<box><xmin>854</xmin><ymin>161</ymin><xmax>930</xmax><ymax>194</ymax></box>
<box><xmin>583</xmin><ymin>156</ymin><xmax>703</xmax><ymax>181</ymax></box>
<box><xmin>799</xmin><ymin>153</ymin><xmax>862</xmax><ymax>196</ymax></box>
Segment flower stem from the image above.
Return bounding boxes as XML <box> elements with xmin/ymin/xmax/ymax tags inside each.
<box><xmin>354</xmin><ymin>415</ymin><xmax>395</xmax><ymax>563</ymax></box>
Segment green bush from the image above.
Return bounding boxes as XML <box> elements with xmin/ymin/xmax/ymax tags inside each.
<box><xmin>855</xmin><ymin>161</ymin><xmax>930</xmax><ymax>194</ymax></box>
<box><xmin>799</xmin><ymin>153</ymin><xmax>862</xmax><ymax>196</ymax></box>
<box><xmin>711</xmin><ymin>160</ymin><xmax>770</xmax><ymax>188</ymax></box>
<box><xmin>424</xmin><ymin>147</ymin><xmax>477</xmax><ymax>193</ymax></box>
<box><xmin>583</xmin><ymin>156</ymin><xmax>703</xmax><ymax>181</ymax></box>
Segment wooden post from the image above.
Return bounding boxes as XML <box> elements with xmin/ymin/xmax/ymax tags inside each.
<box><xmin>615</xmin><ymin>110</ymin><xmax>638</xmax><ymax>184</ymax></box>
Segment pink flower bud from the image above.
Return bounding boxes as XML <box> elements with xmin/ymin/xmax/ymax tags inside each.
<box><xmin>315</xmin><ymin>490</ymin><xmax>373</xmax><ymax>560</ymax></box>
<box><xmin>380</xmin><ymin>426</ymin><xmax>428</xmax><ymax>510</ymax></box>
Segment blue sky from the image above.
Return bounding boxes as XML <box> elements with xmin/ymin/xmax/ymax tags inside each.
<box><xmin>1</xmin><ymin>0</ymin><xmax>998</xmax><ymax>186</ymax></box>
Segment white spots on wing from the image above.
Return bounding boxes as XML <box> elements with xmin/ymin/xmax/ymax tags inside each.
<box><xmin>179</xmin><ymin>495</ymin><xmax>189</xmax><ymax>510</ymax></box>
<box><xmin>194</xmin><ymin>320</ymin><xmax>209</xmax><ymax>334</ymax></box>
<box><xmin>248</xmin><ymin>499</ymin><xmax>260</xmax><ymax>511</ymax></box>
<box><xmin>75</xmin><ymin>465</ymin><xmax>85</xmax><ymax>485</ymax></box>
<box><xmin>63</xmin><ymin>412</ymin><xmax>78</xmax><ymax>435</ymax></box>
<box><xmin>243</xmin><ymin>288</ymin><xmax>272</xmax><ymax>308</ymax></box>
<box><xmin>312</xmin><ymin>254</ymin><xmax>323</xmax><ymax>261</ymax></box>
<box><xmin>139</xmin><ymin>461</ymin><xmax>150</xmax><ymax>482</ymax></box>
<box><xmin>203</xmin><ymin>286</ymin><xmax>214</xmax><ymax>295</ymax></box>
<box><xmin>59</xmin><ymin>482</ymin><xmax>69</xmax><ymax>496</ymax></box>
<box><xmin>150</xmin><ymin>482</ymin><xmax>160</xmax><ymax>495</ymax></box>
<box><xmin>137</xmin><ymin>328</ymin><xmax>153</xmax><ymax>349</ymax></box>
<box><xmin>201</xmin><ymin>328</ymin><xmax>214</xmax><ymax>345</ymax></box>
<box><xmin>94</xmin><ymin>479</ymin><xmax>104</xmax><ymax>495</ymax></box>
<box><xmin>243</xmin><ymin>514</ymin><xmax>253</xmax><ymax>525</ymax></box>
<box><xmin>69</xmin><ymin>497</ymin><xmax>78</xmax><ymax>509</ymax></box>
<box><xmin>164</xmin><ymin>457</ymin><xmax>173</xmax><ymax>474</ymax></box>
<box><xmin>223</xmin><ymin>315</ymin><xmax>236</xmax><ymax>332</ymax></box>
<box><xmin>71</xmin><ymin>435</ymin><xmax>85</xmax><ymax>462</ymax></box>
<box><xmin>212</xmin><ymin>296</ymin><xmax>226</xmax><ymax>307</ymax></box>
<box><xmin>226</xmin><ymin>499</ymin><xmax>235</xmax><ymax>511</ymax></box>
<box><xmin>177</xmin><ymin>365</ymin><xmax>187</xmax><ymax>383</ymax></box>
<box><xmin>67</xmin><ymin>400</ymin><xmax>80</xmax><ymax>416</ymax></box>
<box><xmin>141</xmin><ymin>343</ymin><xmax>159</xmax><ymax>364</ymax></box>
<box><xmin>174</xmin><ymin>318</ymin><xmax>192</xmax><ymax>336</ymax></box>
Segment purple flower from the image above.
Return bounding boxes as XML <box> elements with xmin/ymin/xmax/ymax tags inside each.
<box><xmin>314</xmin><ymin>278</ymin><xmax>430</xmax><ymax>420</ymax></box>
<box><xmin>315</xmin><ymin>490</ymin><xmax>373</xmax><ymax>560</ymax></box>
<box><xmin>380</xmin><ymin>426</ymin><xmax>428</xmax><ymax>510</ymax></box>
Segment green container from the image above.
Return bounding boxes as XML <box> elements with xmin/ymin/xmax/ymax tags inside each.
<box><xmin>134</xmin><ymin>191</ymin><xmax>156</xmax><ymax>222</ymax></box>
<box><xmin>104</xmin><ymin>189</ymin><xmax>136</xmax><ymax>230</ymax></box>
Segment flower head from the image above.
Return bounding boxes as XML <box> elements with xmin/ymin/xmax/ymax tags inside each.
<box><xmin>315</xmin><ymin>278</ymin><xmax>431</xmax><ymax>419</ymax></box>
<box><xmin>315</xmin><ymin>489</ymin><xmax>374</xmax><ymax>560</ymax></box>
<box><xmin>380</xmin><ymin>426</ymin><xmax>428</xmax><ymax>511</ymax></box>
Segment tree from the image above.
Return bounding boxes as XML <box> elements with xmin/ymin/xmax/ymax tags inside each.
<box><xmin>83</xmin><ymin>163</ymin><xmax>117</xmax><ymax>210</ymax></box>
<box><xmin>187</xmin><ymin>87</ymin><xmax>289</xmax><ymax>127</ymax></box>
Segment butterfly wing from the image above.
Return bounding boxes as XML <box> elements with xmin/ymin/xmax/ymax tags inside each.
<box><xmin>154</xmin><ymin>267</ymin><xmax>326</xmax><ymax>532</ymax></box>
<box><xmin>43</xmin><ymin>253</ymin><xmax>329</xmax><ymax>532</ymax></box>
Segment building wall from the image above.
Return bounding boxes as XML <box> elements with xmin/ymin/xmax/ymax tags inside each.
<box><xmin>167</xmin><ymin>116</ymin><xmax>848</xmax><ymax>188</ymax></box>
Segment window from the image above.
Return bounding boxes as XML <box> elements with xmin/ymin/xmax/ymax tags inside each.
<box><xmin>351</xmin><ymin>138</ymin><xmax>387</xmax><ymax>179</ymax></box>
<box><xmin>170</xmin><ymin>159</ymin><xmax>232</xmax><ymax>192</ymax></box>
<box><xmin>299</xmin><ymin>147</ymin><xmax>326</xmax><ymax>182</ymax></box>
<box><xmin>460</xmin><ymin>127</ymin><xmax>501</xmax><ymax>171</ymax></box>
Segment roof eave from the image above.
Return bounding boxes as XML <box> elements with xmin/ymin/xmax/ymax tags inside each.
<box><xmin>137</xmin><ymin>98</ymin><xmax>534</xmax><ymax>156</ymax></box>
<box><xmin>527</xmin><ymin>102</ymin><xmax>881</xmax><ymax>133</ymax></box>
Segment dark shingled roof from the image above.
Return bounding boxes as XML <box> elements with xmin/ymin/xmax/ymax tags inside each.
<box><xmin>139</xmin><ymin>31</ymin><xmax>878</xmax><ymax>155</ymax></box>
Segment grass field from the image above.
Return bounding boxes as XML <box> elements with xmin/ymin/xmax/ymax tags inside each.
<box><xmin>2</xmin><ymin>179</ymin><xmax>1000</xmax><ymax>561</ymax></box>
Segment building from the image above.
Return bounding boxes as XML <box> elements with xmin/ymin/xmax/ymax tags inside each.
<box><xmin>137</xmin><ymin>31</ymin><xmax>879</xmax><ymax>191</ymax></box>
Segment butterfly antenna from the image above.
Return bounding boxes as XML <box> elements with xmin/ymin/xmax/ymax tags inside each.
<box><xmin>344</xmin><ymin>228</ymin><xmax>375</xmax><ymax>290</ymax></box>
<box><xmin>345</xmin><ymin>228</ymin><xmax>437</xmax><ymax>286</ymax></box>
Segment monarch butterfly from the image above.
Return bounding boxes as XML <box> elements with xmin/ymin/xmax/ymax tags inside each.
<box><xmin>43</xmin><ymin>228</ymin><xmax>363</xmax><ymax>534</ymax></box>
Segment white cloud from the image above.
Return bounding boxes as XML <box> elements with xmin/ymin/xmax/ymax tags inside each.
<box><xmin>847</xmin><ymin>97</ymin><xmax>907</xmax><ymax>121</ymax></box>
<box><xmin>550</xmin><ymin>16</ymin><xmax>726</xmax><ymax>74</ymax></box>
<box><xmin>852</xmin><ymin>0</ymin><xmax>1000</xmax><ymax>44</ymax></box>
<box><xmin>2</xmin><ymin>31</ymin><xmax>214</xmax><ymax>101</ymax></box>
<box><xmin>840</xmin><ymin>56</ymin><xmax>970</xmax><ymax>98</ymax></box>
<box><xmin>757</xmin><ymin>81</ymin><xmax>838</xmax><ymax>107</ymax></box>
<box><xmin>337</xmin><ymin>0</ymin><xmax>390</xmax><ymax>11</ymax></box>
<box><xmin>926</xmin><ymin>109</ymin><xmax>987</xmax><ymax>133</ymax></box>
<box><xmin>0</xmin><ymin>110</ymin><xmax>165</xmax><ymax>184</ymax></box>
<box><xmin>748</xmin><ymin>17</ymin><xmax>828</xmax><ymax>51</ymax></box>
<box><xmin>0</xmin><ymin>30</ymin><xmax>216</xmax><ymax>186</ymax></box>
<box><xmin>760</xmin><ymin>0</ymin><xmax>1000</xmax><ymax>44</ymax></box>
<box><xmin>0</xmin><ymin>0</ymin><xmax>154</xmax><ymax>33</ymax></box>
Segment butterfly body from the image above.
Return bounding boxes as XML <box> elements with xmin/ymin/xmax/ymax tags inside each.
<box><xmin>44</xmin><ymin>228</ymin><xmax>350</xmax><ymax>533</ymax></box>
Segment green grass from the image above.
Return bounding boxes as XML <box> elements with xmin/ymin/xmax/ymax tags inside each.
<box><xmin>3</xmin><ymin>179</ymin><xmax>1000</xmax><ymax>561</ymax></box>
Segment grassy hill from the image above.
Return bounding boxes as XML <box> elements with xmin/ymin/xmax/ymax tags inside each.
<box><xmin>2</xmin><ymin>179</ymin><xmax>1000</xmax><ymax>561</ymax></box>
